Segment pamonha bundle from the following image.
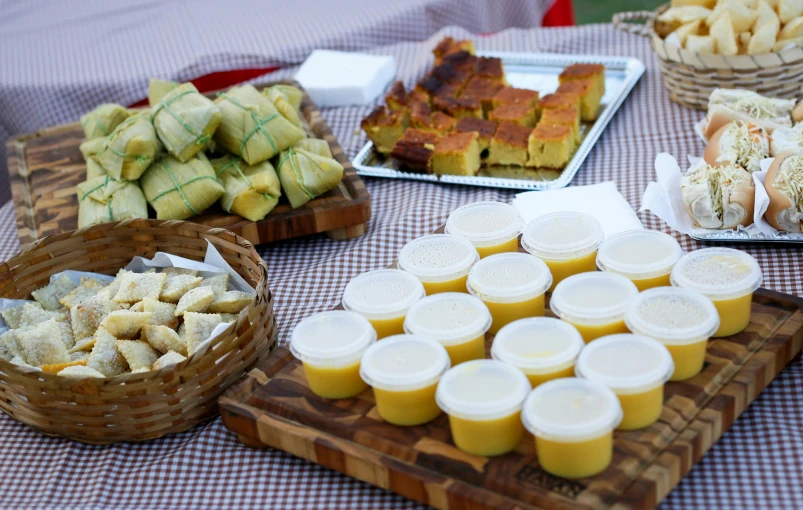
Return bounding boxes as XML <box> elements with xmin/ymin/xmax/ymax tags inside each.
<box><xmin>212</xmin><ymin>155</ymin><xmax>281</xmax><ymax>222</ymax></box>
<box><xmin>152</xmin><ymin>82</ymin><xmax>221</xmax><ymax>162</ymax></box>
<box><xmin>140</xmin><ymin>153</ymin><xmax>224</xmax><ymax>220</ymax></box>
<box><xmin>95</xmin><ymin>113</ymin><xmax>162</xmax><ymax>180</ymax></box>
<box><xmin>77</xmin><ymin>175</ymin><xmax>148</xmax><ymax>228</ymax></box>
<box><xmin>80</xmin><ymin>103</ymin><xmax>131</xmax><ymax>140</ymax></box>
<box><xmin>277</xmin><ymin>139</ymin><xmax>344</xmax><ymax>209</ymax></box>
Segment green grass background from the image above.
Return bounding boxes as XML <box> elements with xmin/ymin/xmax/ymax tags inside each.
<box><xmin>573</xmin><ymin>0</ymin><xmax>664</xmax><ymax>25</ymax></box>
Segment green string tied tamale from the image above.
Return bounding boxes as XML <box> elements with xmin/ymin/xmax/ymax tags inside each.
<box><xmin>152</xmin><ymin>82</ymin><xmax>221</xmax><ymax>163</ymax></box>
<box><xmin>212</xmin><ymin>155</ymin><xmax>281</xmax><ymax>222</ymax></box>
<box><xmin>76</xmin><ymin>175</ymin><xmax>148</xmax><ymax>228</ymax></box>
<box><xmin>96</xmin><ymin>113</ymin><xmax>162</xmax><ymax>181</ymax></box>
<box><xmin>276</xmin><ymin>139</ymin><xmax>344</xmax><ymax>209</ymax></box>
<box><xmin>214</xmin><ymin>85</ymin><xmax>305</xmax><ymax>165</ymax></box>
<box><xmin>80</xmin><ymin>103</ymin><xmax>130</xmax><ymax>140</ymax></box>
<box><xmin>140</xmin><ymin>152</ymin><xmax>224</xmax><ymax>220</ymax></box>
<box><xmin>262</xmin><ymin>86</ymin><xmax>303</xmax><ymax>128</ymax></box>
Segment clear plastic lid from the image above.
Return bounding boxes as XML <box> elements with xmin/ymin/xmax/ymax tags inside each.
<box><xmin>445</xmin><ymin>201</ymin><xmax>525</xmax><ymax>248</ymax></box>
<box><xmin>491</xmin><ymin>317</ymin><xmax>584</xmax><ymax>375</ymax></box>
<box><xmin>403</xmin><ymin>293</ymin><xmax>492</xmax><ymax>346</ymax></box>
<box><xmin>521</xmin><ymin>378</ymin><xmax>623</xmax><ymax>441</ymax></box>
<box><xmin>597</xmin><ymin>230</ymin><xmax>682</xmax><ymax>280</ymax></box>
<box><xmin>466</xmin><ymin>253</ymin><xmax>552</xmax><ymax>304</ymax></box>
<box><xmin>575</xmin><ymin>334</ymin><xmax>675</xmax><ymax>395</ymax></box>
<box><xmin>398</xmin><ymin>234</ymin><xmax>479</xmax><ymax>283</ymax></box>
<box><xmin>342</xmin><ymin>269</ymin><xmax>426</xmax><ymax>320</ymax></box>
<box><xmin>549</xmin><ymin>272</ymin><xmax>640</xmax><ymax>326</ymax></box>
<box><xmin>521</xmin><ymin>212</ymin><xmax>604</xmax><ymax>261</ymax></box>
<box><xmin>435</xmin><ymin>359</ymin><xmax>531</xmax><ymax>420</ymax></box>
<box><xmin>670</xmin><ymin>248</ymin><xmax>763</xmax><ymax>300</ymax></box>
<box><xmin>360</xmin><ymin>335</ymin><xmax>451</xmax><ymax>392</ymax></box>
<box><xmin>625</xmin><ymin>287</ymin><xmax>720</xmax><ymax>345</ymax></box>
<box><xmin>290</xmin><ymin>310</ymin><xmax>377</xmax><ymax>367</ymax></box>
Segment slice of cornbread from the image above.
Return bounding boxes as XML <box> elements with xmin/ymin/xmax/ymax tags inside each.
<box><xmin>432</xmin><ymin>95</ymin><xmax>483</xmax><ymax>119</ymax></box>
<box><xmin>538</xmin><ymin>92</ymin><xmax>582</xmax><ymax>113</ymax></box>
<box><xmin>433</xmin><ymin>38</ymin><xmax>476</xmax><ymax>64</ymax></box>
<box><xmin>361</xmin><ymin>106</ymin><xmax>410</xmax><ymax>154</ymax></box>
<box><xmin>391</xmin><ymin>129</ymin><xmax>440</xmax><ymax>173</ymax></box>
<box><xmin>486</xmin><ymin>121</ymin><xmax>531</xmax><ymax>167</ymax></box>
<box><xmin>386</xmin><ymin>81</ymin><xmax>408</xmax><ymax>111</ymax></box>
<box><xmin>461</xmin><ymin>76</ymin><xmax>506</xmax><ymax>115</ymax></box>
<box><xmin>475</xmin><ymin>57</ymin><xmax>506</xmax><ymax>84</ymax></box>
<box><xmin>431</xmin><ymin>62</ymin><xmax>473</xmax><ymax>88</ymax></box>
<box><xmin>454</xmin><ymin>117</ymin><xmax>498</xmax><ymax>156</ymax></box>
<box><xmin>539</xmin><ymin>107</ymin><xmax>580</xmax><ymax>143</ymax></box>
<box><xmin>557</xmin><ymin>79</ymin><xmax>602</xmax><ymax>122</ymax></box>
<box><xmin>489</xmin><ymin>102</ymin><xmax>538</xmax><ymax>128</ymax></box>
<box><xmin>527</xmin><ymin>124</ymin><xmax>575</xmax><ymax>169</ymax></box>
<box><xmin>559</xmin><ymin>63</ymin><xmax>605</xmax><ymax>107</ymax></box>
<box><xmin>491</xmin><ymin>87</ymin><xmax>540</xmax><ymax>108</ymax></box>
<box><xmin>431</xmin><ymin>132</ymin><xmax>481</xmax><ymax>176</ymax></box>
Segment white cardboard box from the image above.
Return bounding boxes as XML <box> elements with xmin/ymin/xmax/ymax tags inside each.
<box><xmin>295</xmin><ymin>50</ymin><xmax>395</xmax><ymax>107</ymax></box>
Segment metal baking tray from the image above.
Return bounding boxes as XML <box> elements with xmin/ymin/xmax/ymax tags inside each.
<box><xmin>353</xmin><ymin>52</ymin><xmax>645</xmax><ymax>190</ymax></box>
<box><xmin>690</xmin><ymin>230</ymin><xmax>803</xmax><ymax>244</ymax></box>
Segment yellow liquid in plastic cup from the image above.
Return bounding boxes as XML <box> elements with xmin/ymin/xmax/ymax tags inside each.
<box><xmin>596</xmin><ymin>230</ymin><xmax>682</xmax><ymax>292</ymax></box>
<box><xmin>466</xmin><ymin>253</ymin><xmax>553</xmax><ymax>334</ymax></box>
<box><xmin>445</xmin><ymin>201</ymin><xmax>524</xmax><ymax>259</ymax></box>
<box><xmin>521</xmin><ymin>211</ymin><xmax>604</xmax><ymax>292</ymax></box>
<box><xmin>360</xmin><ymin>335</ymin><xmax>451</xmax><ymax>426</ymax></box>
<box><xmin>398</xmin><ymin>234</ymin><xmax>479</xmax><ymax>296</ymax></box>
<box><xmin>521</xmin><ymin>378</ymin><xmax>623</xmax><ymax>479</ymax></box>
<box><xmin>670</xmin><ymin>248</ymin><xmax>763</xmax><ymax>338</ymax></box>
<box><xmin>549</xmin><ymin>272</ymin><xmax>640</xmax><ymax>344</ymax></box>
<box><xmin>342</xmin><ymin>269</ymin><xmax>426</xmax><ymax>340</ymax></box>
<box><xmin>404</xmin><ymin>292</ymin><xmax>492</xmax><ymax>367</ymax></box>
<box><xmin>290</xmin><ymin>310</ymin><xmax>377</xmax><ymax>399</ymax></box>
<box><xmin>436</xmin><ymin>359</ymin><xmax>531</xmax><ymax>456</ymax></box>
<box><xmin>575</xmin><ymin>334</ymin><xmax>674</xmax><ymax>430</ymax></box>
<box><xmin>491</xmin><ymin>317</ymin><xmax>584</xmax><ymax>388</ymax></box>
<box><xmin>625</xmin><ymin>287</ymin><xmax>720</xmax><ymax>381</ymax></box>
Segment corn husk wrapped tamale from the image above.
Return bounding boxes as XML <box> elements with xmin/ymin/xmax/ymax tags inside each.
<box><xmin>80</xmin><ymin>104</ymin><xmax>130</xmax><ymax>140</ymax></box>
<box><xmin>86</xmin><ymin>157</ymin><xmax>107</xmax><ymax>179</ymax></box>
<box><xmin>263</xmin><ymin>86</ymin><xmax>303</xmax><ymax>128</ymax></box>
<box><xmin>96</xmin><ymin>113</ymin><xmax>161</xmax><ymax>180</ymax></box>
<box><xmin>140</xmin><ymin>153</ymin><xmax>224</xmax><ymax>220</ymax></box>
<box><xmin>152</xmin><ymin>83</ymin><xmax>221</xmax><ymax>163</ymax></box>
<box><xmin>214</xmin><ymin>85</ymin><xmax>305</xmax><ymax>165</ymax></box>
<box><xmin>148</xmin><ymin>78</ymin><xmax>180</xmax><ymax>107</ymax></box>
<box><xmin>211</xmin><ymin>155</ymin><xmax>281</xmax><ymax>222</ymax></box>
<box><xmin>79</xmin><ymin>137</ymin><xmax>104</xmax><ymax>161</ymax></box>
<box><xmin>276</xmin><ymin>141</ymin><xmax>344</xmax><ymax>209</ymax></box>
<box><xmin>76</xmin><ymin>175</ymin><xmax>148</xmax><ymax>228</ymax></box>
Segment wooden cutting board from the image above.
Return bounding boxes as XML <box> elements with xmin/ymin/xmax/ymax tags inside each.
<box><xmin>6</xmin><ymin>81</ymin><xmax>370</xmax><ymax>248</ymax></box>
<box><xmin>220</xmin><ymin>287</ymin><xmax>803</xmax><ymax>510</ymax></box>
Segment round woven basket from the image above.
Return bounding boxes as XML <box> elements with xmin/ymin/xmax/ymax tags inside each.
<box><xmin>613</xmin><ymin>4</ymin><xmax>803</xmax><ymax>110</ymax></box>
<box><xmin>0</xmin><ymin>219</ymin><xmax>276</xmax><ymax>444</ymax></box>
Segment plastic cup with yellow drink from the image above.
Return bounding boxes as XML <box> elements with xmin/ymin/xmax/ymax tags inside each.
<box><xmin>342</xmin><ymin>269</ymin><xmax>425</xmax><ymax>339</ymax></box>
<box><xmin>596</xmin><ymin>230</ymin><xmax>682</xmax><ymax>291</ymax></box>
<box><xmin>436</xmin><ymin>359</ymin><xmax>531</xmax><ymax>456</ymax></box>
<box><xmin>398</xmin><ymin>234</ymin><xmax>479</xmax><ymax>295</ymax></box>
<box><xmin>290</xmin><ymin>311</ymin><xmax>377</xmax><ymax>399</ymax></box>
<box><xmin>359</xmin><ymin>334</ymin><xmax>450</xmax><ymax>426</ymax></box>
<box><xmin>670</xmin><ymin>248</ymin><xmax>762</xmax><ymax>337</ymax></box>
<box><xmin>445</xmin><ymin>201</ymin><xmax>524</xmax><ymax>259</ymax></box>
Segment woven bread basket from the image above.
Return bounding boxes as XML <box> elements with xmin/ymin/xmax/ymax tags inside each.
<box><xmin>0</xmin><ymin>219</ymin><xmax>276</xmax><ymax>444</ymax></box>
<box><xmin>613</xmin><ymin>4</ymin><xmax>803</xmax><ymax>110</ymax></box>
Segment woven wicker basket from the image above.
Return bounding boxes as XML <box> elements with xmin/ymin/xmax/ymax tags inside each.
<box><xmin>0</xmin><ymin>219</ymin><xmax>276</xmax><ymax>444</ymax></box>
<box><xmin>613</xmin><ymin>4</ymin><xmax>803</xmax><ymax>110</ymax></box>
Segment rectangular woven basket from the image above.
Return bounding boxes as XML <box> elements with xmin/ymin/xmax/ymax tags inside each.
<box><xmin>613</xmin><ymin>3</ymin><xmax>803</xmax><ymax>110</ymax></box>
<box><xmin>0</xmin><ymin>219</ymin><xmax>276</xmax><ymax>444</ymax></box>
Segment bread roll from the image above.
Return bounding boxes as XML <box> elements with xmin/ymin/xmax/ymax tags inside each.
<box><xmin>681</xmin><ymin>160</ymin><xmax>755</xmax><ymax>229</ymax></box>
<box><xmin>703</xmin><ymin>89</ymin><xmax>795</xmax><ymax>139</ymax></box>
<box><xmin>764</xmin><ymin>149</ymin><xmax>803</xmax><ymax>232</ymax></box>
<box><xmin>770</xmin><ymin>124</ymin><xmax>803</xmax><ymax>155</ymax></box>
<box><xmin>792</xmin><ymin>100</ymin><xmax>803</xmax><ymax>124</ymax></box>
<box><xmin>704</xmin><ymin>121</ymin><xmax>770</xmax><ymax>173</ymax></box>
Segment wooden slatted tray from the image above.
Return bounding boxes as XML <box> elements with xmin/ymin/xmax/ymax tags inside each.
<box><xmin>220</xmin><ymin>286</ymin><xmax>803</xmax><ymax>510</ymax></box>
<box><xmin>6</xmin><ymin>81</ymin><xmax>371</xmax><ymax>248</ymax></box>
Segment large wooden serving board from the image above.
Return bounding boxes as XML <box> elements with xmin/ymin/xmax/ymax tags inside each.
<box><xmin>6</xmin><ymin>81</ymin><xmax>371</xmax><ymax>248</ymax></box>
<box><xmin>220</xmin><ymin>287</ymin><xmax>803</xmax><ymax>510</ymax></box>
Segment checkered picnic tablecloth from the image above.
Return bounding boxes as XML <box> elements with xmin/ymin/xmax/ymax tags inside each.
<box><xmin>1</xmin><ymin>22</ymin><xmax>803</xmax><ymax>510</ymax></box>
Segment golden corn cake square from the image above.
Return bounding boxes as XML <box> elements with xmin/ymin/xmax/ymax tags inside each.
<box><xmin>486</xmin><ymin>121</ymin><xmax>532</xmax><ymax>167</ymax></box>
<box><xmin>475</xmin><ymin>57</ymin><xmax>506</xmax><ymax>84</ymax></box>
<box><xmin>491</xmin><ymin>87</ymin><xmax>540</xmax><ymax>108</ymax></box>
<box><xmin>433</xmin><ymin>38</ymin><xmax>476</xmax><ymax>64</ymax></box>
<box><xmin>431</xmin><ymin>62</ymin><xmax>473</xmax><ymax>87</ymax></box>
<box><xmin>407</xmin><ymin>87</ymin><xmax>431</xmax><ymax>105</ymax></box>
<box><xmin>454</xmin><ymin>117</ymin><xmax>498</xmax><ymax>156</ymax></box>
<box><xmin>557</xmin><ymin>79</ymin><xmax>603</xmax><ymax>122</ymax></box>
<box><xmin>414</xmin><ymin>75</ymin><xmax>448</xmax><ymax>99</ymax></box>
<box><xmin>391</xmin><ymin>129</ymin><xmax>440</xmax><ymax>173</ymax></box>
<box><xmin>409</xmin><ymin>100</ymin><xmax>433</xmax><ymax>128</ymax></box>
<box><xmin>361</xmin><ymin>106</ymin><xmax>410</xmax><ymax>154</ymax></box>
<box><xmin>527</xmin><ymin>124</ymin><xmax>575</xmax><ymax>169</ymax></box>
<box><xmin>488</xmin><ymin>102</ymin><xmax>538</xmax><ymax>128</ymax></box>
<box><xmin>441</xmin><ymin>51</ymin><xmax>478</xmax><ymax>72</ymax></box>
<box><xmin>539</xmin><ymin>107</ymin><xmax>580</xmax><ymax>143</ymax></box>
<box><xmin>537</xmin><ymin>92</ymin><xmax>582</xmax><ymax>115</ymax></box>
<box><xmin>460</xmin><ymin>76</ymin><xmax>506</xmax><ymax>114</ymax></box>
<box><xmin>432</xmin><ymin>95</ymin><xmax>483</xmax><ymax>119</ymax></box>
<box><xmin>413</xmin><ymin>111</ymin><xmax>457</xmax><ymax>135</ymax></box>
<box><xmin>559</xmin><ymin>63</ymin><xmax>605</xmax><ymax>104</ymax></box>
<box><xmin>386</xmin><ymin>81</ymin><xmax>408</xmax><ymax>111</ymax></box>
<box><xmin>431</xmin><ymin>132</ymin><xmax>481</xmax><ymax>176</ymax></box>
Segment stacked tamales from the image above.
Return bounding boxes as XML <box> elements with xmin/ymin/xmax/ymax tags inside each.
<box><xmin>76</xmin><ymin>81</ymin><xmax>344</xmax><ymax>227</ymax></box>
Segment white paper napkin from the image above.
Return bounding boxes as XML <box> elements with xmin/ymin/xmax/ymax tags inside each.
<box><xmin>512</xmin><ymin>181</ymin><xmax>643</xmax><ymax>238</ymax></box>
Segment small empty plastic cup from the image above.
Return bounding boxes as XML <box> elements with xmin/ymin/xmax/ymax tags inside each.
<box><xmin>466</xmin><ymin>253</ymin><xmax>553</xmax><ymax>334</ymax></box>
<box><xmin>445</xmin><ymin>201</ymin><xmax>525</xmax><ymax>258</ymax></box>
<box><xmin>436</xmin><ymin>359</ymin><xmax>531</xmax><ymax>456</ymax></box>
<box><xmin>596</xmin><ymin>230</ymin><xmax>682</xmax><ymax>291</ymax></box>
<box><xmin>342</xmin><ymin>269</ymin><xmax>426</xmax><ymax>339</ymax></box>
<box><xmin>404</xmin><ymin>292</ymin><xmax>491</xmax><ymax>366</ymax></box>
<box><xmin>360</xmin><ymin>335</ymin><xmax>451</xmax><ymax>426</ymax></box>
<box><xmin>491</xmin><ymin>317</ymin><xmax>584</xmax><ymax>387</ymax></box>
<box><xmin>670</xmin><ymin>248</ymin><xmax>762</xmax><ymax>337</ymax></box>
<box><xmin>290</xmin><ymin>310</ymin><xmax>377</xmax><ymax>399</ymax></box>
<box><xmin>549</xmin><ymin>272</ymin><xmax>639</xmax><ymax>343</ymax></box>
<box><xmin>575</xmin><ymin>333</ymin><xmax>674</xmax><ymax>430</ymax></box>
<box><xmin>398</xmin><ymin>234</ymin><xmax>479</xmax><ymax>295</ymax></box>
<box><xmin>625</xmin><ymin>287</ymin><xmax>720</xmax><ymax>381</ymax></box>
<box><xmin>521</xmin><ymin>212</ymin><xmax>604</xmax><ymax>291</ymax></box>
<box><xmin>521</xmin><ymin>378</ymin><xmax>623</xmax><ymax>478</ymax></box>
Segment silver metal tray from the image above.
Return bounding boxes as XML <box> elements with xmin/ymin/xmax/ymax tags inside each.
<box><xmin>690</xmin><ymin>230</ymin><xmax>803</xmax><ymax>244</ymax></box>
<box><xmin>353</xmin><ymin>52</ymin><xmax>645</xmax><ymax>190</ymax></box>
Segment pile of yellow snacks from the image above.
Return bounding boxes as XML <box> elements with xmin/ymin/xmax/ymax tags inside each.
<box><xmin>287</xmin><ymin>201</ymin><xmax>764</xmax><ymax>480</ymax></box>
